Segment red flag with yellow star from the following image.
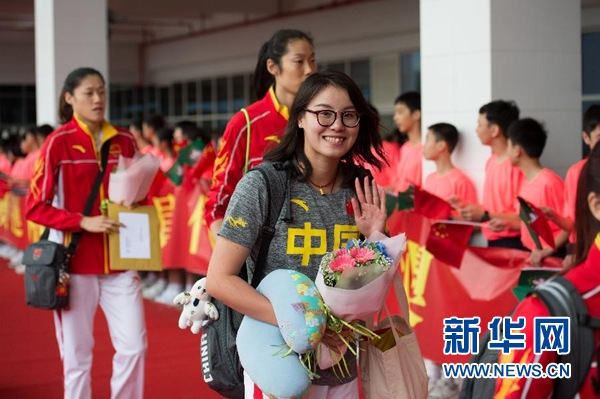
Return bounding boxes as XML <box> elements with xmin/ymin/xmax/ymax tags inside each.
<box><xmin>425</xmin><ymin>221</ymin><xmax>474</xmax><ymax>267</ymax></box>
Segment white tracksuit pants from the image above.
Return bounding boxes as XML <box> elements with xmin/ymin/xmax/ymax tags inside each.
<box><xmin>53</xmin><ymin>270</ymin><xmax>147</xmax><ymax>399</ymax></box>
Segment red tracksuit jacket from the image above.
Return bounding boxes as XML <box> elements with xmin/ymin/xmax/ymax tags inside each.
<box><xmin>26</xmin><ymin>116</ymin><xmax>137</xmax><ymax>274</ymax></box>
<box><xmin>204</xmin><ymin>87</ymin><xmax>288</xmax><ymax>228</ymax></box>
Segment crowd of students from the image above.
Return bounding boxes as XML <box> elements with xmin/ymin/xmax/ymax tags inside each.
<box><xmin>0</xmin><ymin>26</ymin><xmax>598</xmax><ymax>399</ymax></box>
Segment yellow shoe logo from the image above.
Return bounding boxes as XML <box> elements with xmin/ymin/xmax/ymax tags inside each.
<box><xmin>72</xmin><ymin>145</ymin><xmax>86</xmax><ymax>153</ymax></box>
<box><xmin>226</xmin><ymin>216</ymin><xmax>247</xmax><ymax>229</ymax></box>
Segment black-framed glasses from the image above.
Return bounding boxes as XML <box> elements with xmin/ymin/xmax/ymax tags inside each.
<box><xmin>304</xmin><ymin>109</ymin><xmax>360</xmax><ymax>128</ymax></box>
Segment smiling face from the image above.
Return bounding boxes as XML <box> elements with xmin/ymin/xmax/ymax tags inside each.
<box><xmin>299</xmin><ymin>85</ymin><xmax>359</xmax><ymax>164</ymax></box>
<box><xmin>65</xmin><ymin>74</ymin><xmax>106</xmax><ymax>130</ymax></box>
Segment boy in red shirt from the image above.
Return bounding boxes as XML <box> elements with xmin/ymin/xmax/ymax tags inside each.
<box><xmin>505</xmin><ymin>118</ymin><xmax>568</xmax><ymax>264</ymax></box>
<box><xmin>389</xmin><ymin>91</ymin><xmax>422</xmax><ymax>193</ymax></box>
<box><xmin>562</xmin><ymin>104</ymin><xmax>600</xmax><ymax>265</ymax></box>
<box><xmin>456</xmin><ymin>100</ymin><xmax>524</xmax><ymax>249</ymax></box>
<box><xmin>423</xmin><ymin>122</ymin><xmax>477</xmax><ymax>210</ymax></box>
<box><xmin>423</xmin><ymin>122</ymin><xmax>479</xmax><ymax>396</ymax></box>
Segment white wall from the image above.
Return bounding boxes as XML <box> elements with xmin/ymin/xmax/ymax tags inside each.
<box><xmin>144</xmin><ymin>0</ymin><xmax>420</xmax><ymax>85</ymax></box>
<box><xmin>0</xmin><ymin>38</ymin><xmax>139</xmax><ymax>85</ymax></box>
<box><xmin>0</xmin><ymin>34</ymin><xmax>35</xmax><ymax>84</ymax></box>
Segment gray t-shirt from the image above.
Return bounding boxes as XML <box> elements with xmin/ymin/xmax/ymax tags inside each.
<box><xmin>219</xmin><ymin>167</ymin><xmax>361</xmax><ymax>386</ymax></box>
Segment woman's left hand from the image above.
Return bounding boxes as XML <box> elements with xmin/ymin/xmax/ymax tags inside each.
<box><xmin>351</xmin><ymin>176</ymin><xmax>387</xmax><ymax>238</ymax></box>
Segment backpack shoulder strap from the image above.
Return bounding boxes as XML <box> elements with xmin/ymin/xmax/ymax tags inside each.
<box><xmin>534</xmin><ymin>276</ymin><xmax>596</xmax><ymax>399</ymax></box>
<box><xmin>246</xmin><ymin>161</ymin><xmax>290</xmax><ymax>288</ymax></box>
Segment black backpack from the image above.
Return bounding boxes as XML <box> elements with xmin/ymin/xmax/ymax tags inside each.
<box><xmin>460</xmin><ymin>276</ymin><xmax>600</xmax><ymax>399</ymax></box>
<box><xmin>200</xmin><ymin>161</ymin><xmax>292</xmax><ymax>399</ymax></box>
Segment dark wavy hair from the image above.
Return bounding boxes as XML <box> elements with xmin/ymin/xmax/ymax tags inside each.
<box><xmin>58</xmin><ymin>67</ymin><xmax>105</xmax><ymax>124</ymax></box>
<box><xmin>573</xmin><ymin>143</ymin><xmax>600</xmax><ymax>265</ymax></box>
<box><xmin>253</xmin><ymin>29</ymin><xmax>314</xmax><ymax>99</ymax></box>
<box><xmin>264</xmin><ymin>70</ymin><xmax>387</xmax><ymax>185</ymax></box>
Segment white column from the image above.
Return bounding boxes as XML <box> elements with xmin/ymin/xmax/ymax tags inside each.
<box><xmin>35</xmin><ymin>0</ymin><xmax>108</xmax><ymax>127</ymax></box>
<box><xmin>420</xmin><ymin>0</ymin><xmax>581</xmax><ymax>199</ymax></box>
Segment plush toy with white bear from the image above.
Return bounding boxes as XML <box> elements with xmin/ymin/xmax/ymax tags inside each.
<box><xmin>173</xmin><ymin>277</ymin><xmax>219</xmax><ymax>334</ymax></box>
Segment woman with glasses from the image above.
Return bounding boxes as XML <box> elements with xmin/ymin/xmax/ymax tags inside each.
<box><xmin>206</xmin><ymin>70</ymin><xmax>388</xmax><ymax>398</ymax></box>
<box><xmin>205</xmin><ymin>29</ymin><xmax>317</xmax><ymax>236</ymax></box>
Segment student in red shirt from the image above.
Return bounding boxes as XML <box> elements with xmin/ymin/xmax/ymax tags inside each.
<box><xmin>494</xmin><ymin>143</ymin><xmax>600</xmax><ymax>399</ymax></box>
<box><xmin>388</xmin><ymin>91</ymin><xmax>421</xmax><ymax>193</ymax></box>
<box><xmin>423</xmin><ymin>122</ymin><xmax>478</xmax><ymax>396</ymax></box>
<box><xmin>562</xmin><ymin>104</ymin><xmax>600</xmax><ymax>266</ymax></box>
<box><xmin>505</xmin><ymin>118</ymin><xmax>569</xmax><ymax>265</ymax></box>
<box><xmin>423</xmin><ymin>122</ymin><xmax>478</xmax><ymax>210</ymax></box>
<box><xmin>11</xmin><ymin>127</ymin><xmax>42</xmax><ymax>183</ymax></box>
<box><xmin>205</xmin><ymin>29</ymin><xmax>317</xmax><ymax>236</ymax></box>
<box><xmin>456</xmin><ymin>100</ymin><xmax>524</xmax><ymax>249</ymax></box>
<box><xmin>364</xmin><ymin>105</ymin><xmax>402</xmax><ymax>188</ymax></box>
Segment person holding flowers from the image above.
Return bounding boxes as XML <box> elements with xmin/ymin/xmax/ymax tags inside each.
<box><xmin>206</xmin><ymin>70</ymin><xmax>388</xmax><ymax>399</ymax></box>
<box><xmin>26</xmin><ymin>67</ymin><xmax>147</xmax><ymax>399</ymax></box>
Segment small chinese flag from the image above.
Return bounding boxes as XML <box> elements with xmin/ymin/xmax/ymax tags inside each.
<box><xmin>517</xmin><ymin>197</ymin><xmax>557</xmax><ymax>251</ymax></box>
<box><xmin>413</xmin><ymin>186</ymin><xmax>452</xmax><ymax>220</ymax></box>
<box><xmin>425</xmin><ymin>222</ymin><xmax>474</xmax><ymax>268</ymax></box>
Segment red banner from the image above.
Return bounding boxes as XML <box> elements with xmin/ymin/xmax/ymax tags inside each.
<box><xmin>158</xmin><ymin>184</ymin><xmax>213</xmax><ymax>274</ymax></box>
<box><xmin>0</xmin><ymin>189</ymin><xmax>43</xmax><ymax>249</ymax></box>
<box><xmin>386</xmin><ymin>210</ymin><xmax>562</xmax><ymax>363</ymax></box>
<box><xmin>2</xmin><ymin>174</ymin><xmax>213</xmax><ymax>275</ymax></box>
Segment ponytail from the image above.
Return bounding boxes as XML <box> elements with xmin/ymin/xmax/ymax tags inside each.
<box><xmin>253</xmin><ymin>41</ymin><xmax>273</xmax><ymax>99</ymax></box>
<box><xmin>58</xmin><ymin>87</ymin><xmax>72</xmax><ymax>124</ymax></box>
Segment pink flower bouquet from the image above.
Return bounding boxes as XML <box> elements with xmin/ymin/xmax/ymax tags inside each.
<box><xmin>311</xmin><ymin>231</ymin><xmax>406</xmax><ymax>375</ymax></box>
<box><xmin>108</xmin><ymin>153</ymin><xmax>160</xmax><ymax>206</ymax></box>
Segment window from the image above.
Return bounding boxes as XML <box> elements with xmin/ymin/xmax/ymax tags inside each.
<box><xmin>186</xmin><ymin>81</ymin><xmax>197</xmax><ymax>115</ymax></box>
<box><xmin>232</xmin><ymin>75</ymin><xmax>245</xmax><ymax>111</ymax></box>
<box><xmin>350</xmin><ymin>60</ymin><xmax>371</xmax><ymax>101</ymax></box>
<box><xmin>159</xmin><ymin>86</ymin><xmax>170</xmax><ymax>116</ymax></box>
<box><xmin>146</xmin><ymin>86</ymin><xmax>157</xmax><ymax>115</ymax></box>
<box><xmin>201</xmin><ymin>79</ymin><xmax>212</xmax><ymax>115</ymax></box>
<box><xmin>216</xmin><ymin>77</ymin><xmax>228</xmax><ymax>114</ymax></box>
<box><xmin>400</xmin><ymin>51</ymin><xmax>421</xmax><ymax>93</ymax></box>
<box><xmin>173</xmin><ymin>83</ymin><xmax>183</xmax><ymax>116</ymax></box>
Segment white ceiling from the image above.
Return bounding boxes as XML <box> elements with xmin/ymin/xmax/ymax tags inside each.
<box><xmin>1</xmin><ymin>0</ymin><xmax>599</xmax><ymax>45</ymax></box>
<box><xmin>0</xmin><ymin>0</ymin><xmax>367</xmax><ymax>45</ymax></box>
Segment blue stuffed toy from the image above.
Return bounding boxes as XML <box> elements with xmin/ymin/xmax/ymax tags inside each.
<box><xmin>236</xmin><ymin>269</ymin><xmax>327</xmax><ymax>398</ymax></box>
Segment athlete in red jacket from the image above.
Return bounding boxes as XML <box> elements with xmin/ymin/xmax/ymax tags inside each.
<box><xmin>26</xmin><ymin>67</ymin><xmax>146</xmax><ymax>399</ymax></box>
<box><xmin>205</xmin><ymin>29</ymin><xmax>317</xmax><ymax>233</ymax></box>
<box><xmin>27</xmin><ymin>116</ymin><xmax>136</xmax><ymax>274</ymax></box>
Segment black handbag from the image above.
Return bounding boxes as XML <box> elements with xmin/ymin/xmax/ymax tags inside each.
<box><xmin>23</xmin><ymin>141</ymin><xmax>111</xmax><ymax>310</ymax></box>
